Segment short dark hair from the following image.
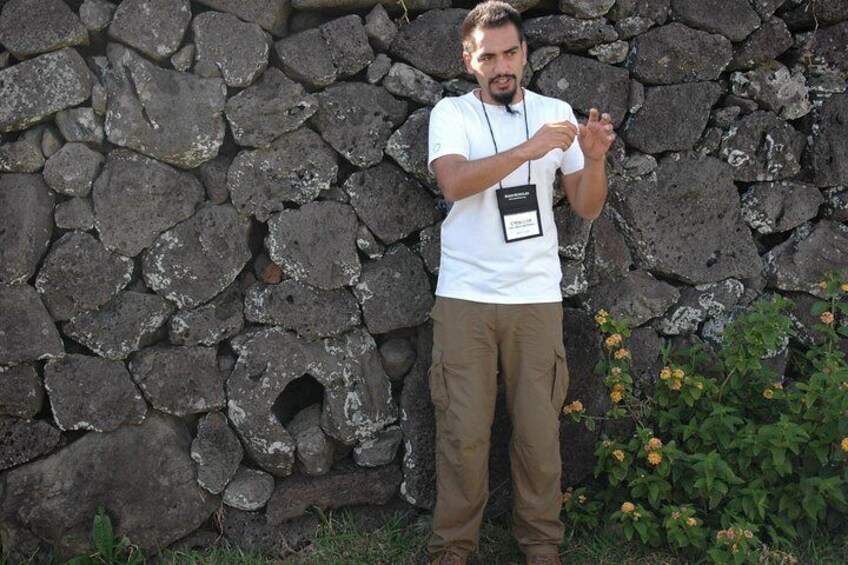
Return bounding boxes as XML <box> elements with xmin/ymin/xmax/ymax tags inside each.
<box><xmin>461</xmin><ymin>1</ymin><xmax>524</xmax><ymax>53</ymax></box>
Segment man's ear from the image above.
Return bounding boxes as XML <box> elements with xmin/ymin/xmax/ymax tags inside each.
<box><xmin>521</xmin><ymin>40</ymin><xmax>528</xmax><ymax>65</ymax></box>
<box><xmin>462</xmin><ymin>50</ymin><xmax>474</xmax><ymax>75</ymax></box>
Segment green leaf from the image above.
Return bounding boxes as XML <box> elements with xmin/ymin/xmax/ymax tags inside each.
<box><xmin>92</xmin><ymin>509</ymin><xmax>114</xmax><ymax>559</ymax></box>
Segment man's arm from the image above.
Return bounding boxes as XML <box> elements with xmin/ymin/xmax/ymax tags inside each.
<box><xmin>432</xmin><ymin>120</ymin><xmax>578</xmax><ymax>202</ymax></box>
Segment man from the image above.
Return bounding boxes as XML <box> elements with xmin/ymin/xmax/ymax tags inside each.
<box><xmin>426</xmin><ymin>2</ymin><xmax>615</xmax><ymax>564</ymax></box>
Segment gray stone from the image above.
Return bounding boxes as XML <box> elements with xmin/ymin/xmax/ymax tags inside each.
<box><xmin>23</xmin><ymin>124</ymin><xmax>61</xmax><ymax>158</ymax></box>
<box><xmin>585</xmin><ymin>270</ymin><xmax>679</xmax><ymax>326</ymax></box>
<box><xmin>621</xmin><ymin>152</ymin><xmax>656</xmax><ymax>176</ymax></box>
<box><xmin>345</xmin><ymin>163</ymin><xmax>440</xmax><ymax>245</ymax></box>
<box><xmin>80</xmin><ymin>0</ymin><xmax>116</xmax><ymax>33</ymax></box>
<box><xmin>289</xmin><ymin>404</ymin><xmax>335</xmax><ymax>476</ymax></box>
<box><xmin>93</xmin><ymin>150</ymin><xmax>204</xmax><ymax>256</ymax></box>
<box><xmin>55</xmin><ymin>107</ymin><xmax>104</xmax><ymax>145</ymax></box>
<box><xmin>266</xmin><ymin>202</ymin><xmax>360</xmax><ymax>290</ymax></box>
<box><xmin>313</xmin><ymin>82</ymin><xmax>408</xmax><ymax>168</ymax></box>
<box><xmin>0</xmin><ymin>139</ymin><xmax>43</xmax><ymax>173</ymax></box>
<box><xmin>730</xmin><ymin>62</ymin><xmax>812</xmax><ymax>120</ymax></box>
<box><xmin>782</xmin><ymin>0</ymin><xmax>848</xmax><ymax>30</ymax></box>
<box><xmin>588</xmin><ymin>40</ymin><xmax>629</xmax><ymax>64</ymax></box>
<box><xmin>615</xmin><ymin>15</ymin><xmax>657</xmax><ymax>38</ymax></box>
<box><xmin>793</xmin><ymin>22</ymin><xmax>848</xmax><ymax>77</ymax></box>
<box><xmin>192</xmin><ymin>12</ymin><xmax>270</xmax><ymax>88</ymax></box>
<box><xmin>288</xmin><ymin>12</ymin><xmax>332</xmax><ymax>32</ymax></box>
<box><xmin>357</xmin><ymin>223</ymin><xmax>385</xmax><ymax>259</ymax></box>
<box><xmin>223</xmin><ymin>466</ymin><xmax>275</xmax><ymax>511</ymax></box>
<box><xmin>364</xmin><ymin>4</ymin><xmax>396</xmax><ymax>50</ymax></box>
<box><xmin>169</xmin><ymin>285</ymin><xmax>244</xmax><ymax>347</ymax></box>
<box><xmin>224</xmin><ymin>68</ymin><xmax>318</xmax><ymax>148</ymax></box>
<box><xmin>525</xmin><ymin>15</ymin><xmax>618</xmax><ymax>50</ymax></box>
<box><xmin>0</xmin><ymin>48</ymin><xmax>91</xmax><ymax>133</ymax></box>
<box><xmin>764</xmin><ymin>221</ymin><xmax>848</xmax><ymax>297</ymax></box>
<box><xmin>0</xmin><ymin>286</ymin><xmax>64</xmax><ymax>364</ymax></box>
<box><xmin>0</xmin><ymin>417</ymin><xmax>60</xmax><ymax>471</ymax></box>
<box><xmin>416</xmin><ymin>223</ymin><xmax>441</xmax><ymax>275</ymax></box>
<box><xmin>354</xmin><ymin>244</ymin><xmax>434</xmax><ymax>335</ymax></box>
<box><xmin>108</xmin><ymin>0</ymin><xmax>191</xmax><ymax>60</ymax></box>
<box><xmin>719</xmin><ymin>111</ymin><xmax>806</xmax><ymax>182</ymax></box>
<box><xmin>0</xmin><ymin>0</ymin><xmax>88</xmax><ymax>58</ymax></box>
<box><xmin>266</xmin><ymin>461</ymin><xmax>401</xmax><ymax>523</ymax></box>
<box><xmin>607</xmin><ymin>0</ymin><xmax>671</xmax><ymax>23</ymax></box>
<box><xmin>386</xmin><ymin>107</ymin><xmax>437</xmax><ymax>189</ymax></box>
<box><xmin>587</xmin><ymin>211</ymin><xmax>631</xmax><ymax>285</ymax></box>
<box><xmin>63</xmin><ymin>291</ymin><xmax>175</xmax><ymax>360</ymax></box>
<box><xmin>104</xmin><ymin>44</ymin><xmax>227</xmax><ymax>169</ymax></box>
<box><xmin>191</xmin><ymin>411</ymin><xmax>244</xmax><ymax>494</ymax></box>
<box><xmin>383</xmin><ymin>63</ymin><xmax>443</xmax><ymax>106</ymax></box>
<box><xmin>0</xmin><ymin>365</ymin><xmax>43</xmax><ymax>418</ymax></box>
<box><xmin>379</xmin><ymin>337</ymin><xmax>416</xmax><ymax>381</ymax></box>
<box><xmin>623</xmin><ymin>82</ymin><xmax>722</xmax><ymax>153</ymax></box>
<box><xmin>35</xmin><ymin>231</ymin><xmax>133</xmax><ymax>321</ymax></box>
<box><xmin>222</xmin><ymin>509</ymin><xmax>319</xmax><ymax>556</ymax></box>
<box><xmin>656</xmin><ymin>279</ymin><xmax>744</xmax><ymax>335</ymax></box>
<box><xmin>197</xmin><ymin>154</ymin><xmax>230</xmax><ymax>205</ymax></box>
<box><xmin>812</xmin><ymin>92</ymin><xmax>848</xmax><ymax>188</ymax></box>
<box><xmin>243</xmin><ymin>281</ymin><xmax>360</xmax><ymax>340</ymax></box>
<box><xmin>627</xmin><ymin>23</ymin><xmax>732</xmax><ymax>85</ymax></box>
<box><xmin>354</xmin><ymin>425</ymin><xmax>402</xmax><ymax>467</ymax></box>
<box><xmin>129</xmin><ymin>345</ymin><xmax>225</xmax><ymax>416</ymax></box>
<box><xmin>227</xmin><ymin>327</ymin><xmax>397</xmax><ymax>475</ymax></box>
<box><xmin>670</xmin><ymin>0</ymin><xmax>760</xmax><ymax>42</ymax></box>
<box><xmin>275</xmin><ymin>15</ymin><xmax>373</xmax><ymax>88</ymax></box>
<box><xmin>0</xmin><ymin>51</ymin><xmax>7</xmax><ymax>69</ymax></box>
<box><xmin>91</xmin><ymin>82</ymin><xmax>107</xmax><ymax>115</ymax></box>
<box><xmin>142</xmin><ymin>205</ymin><xmax>251</xmax><ymax>310</ymax></box>
<box><xmin>822</xmin><ymin>187</ymin><xmax>848</xmax><ymax>221</ymax></box>
<box><xmin>228</xmin><ymin>128</ymin><xmax>337</xmax><ymax>220</ymax></box>
<box><xmin>43</xmin><ymin>143</ymin><xmax>104</xmax><ymax>197</ymax></box>
<box><xmin>0</xmin><ymin>174</ymin><xmax>54</xmax><ymax>285</ymax></box>
<box><xmin>609</xmin><ymin>154</ymin><xmax>762</xmax><ymax>284</ymax></box>
<box><xmin>0</xmin><ymin>413</ymin><xmax>219</xmax><ymax>559</ymax></box>
<box><xmin>730</xmin><ymin>16</ymin><xmax>793</xmax><ymax>71</ymax></box>
<box><xmin>554</xmin><ymin>204</ymin><xmax>592</xmax><ymax>261</ymax></box>
<box><xmin>529</xmin><ymin>45</ymin><xmax>561</xmax><ymax>71</ymax></box>
<box><xmin>560</xmin><ymin>259</ymin><xmax>589</xmax><ymax>298</ymax></box>
<box><xmin>536</xmin><ymin>54</ymin><xmax>630</xmax><ymax>128</ymax></box>
<box><xmin>741</xmin><ymin>181</ymin><xmax>823</xmax><ymax>234</ymax></box>
<box><xmin>44</xmin><ymin>354</ymin><xmax>147</xmax><ymax>432</ymax></box>
<box><xmin>367</xmin><ymin>53</ymin><xmax>392</xmax><ymax>84</ymax></box>
<box><xmin>195</xmin><ymin>0</ymin><xmax>290</xmax><ymax>36</ymax></box>
<box><xmin>389</xmin><ymin>9</ymin><xmax>467</xmax><ymax>80</ymax></box>
<box><xmin>559</xmin><ymin>0</ymin><xmax>615</xmax><ymax>19</ymax></box>
<box><xmin>170</xmin><ymin>43</ymin><xmax>194</xmax><ymax>72</ymax></box>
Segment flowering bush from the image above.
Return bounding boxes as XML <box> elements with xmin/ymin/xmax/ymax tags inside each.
<box><xmin>565</xmin><ymin>273</ymin><xmax>848</xmax><ymax>563</ymax></box>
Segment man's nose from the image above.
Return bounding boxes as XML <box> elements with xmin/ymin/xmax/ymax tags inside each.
<box><xmin>494</xmin><ymin>57</ymin><xmax>509</xmax><ymax>75</ymax></box>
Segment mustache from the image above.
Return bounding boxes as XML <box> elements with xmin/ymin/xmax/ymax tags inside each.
<box><xmin>489</xmin><ymin>74</ymin><xmax>516</xmax><ymax>84</ymax></box>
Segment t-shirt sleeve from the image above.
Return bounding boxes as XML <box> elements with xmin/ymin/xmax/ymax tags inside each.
<box><xmin>560</xmin><ymin>104</ymin><xmax>585</xmax><ymax>175</ymax></box>
<box><xmin>428</xmin><ymin>99</ymin><xmax>470</xmax><ymax>173</ymax></box>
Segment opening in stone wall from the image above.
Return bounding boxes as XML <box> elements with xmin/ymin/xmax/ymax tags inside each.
<box><xmin>272</xmin><ymin>374</ymin><xmax>324</xmax><ymax>427</ymax></box>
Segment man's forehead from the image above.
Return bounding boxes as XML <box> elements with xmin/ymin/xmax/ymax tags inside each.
<box><xmin>470</xmin><ymin>24</ymin><xmax>522</xmax><ymax>53</ymax></box>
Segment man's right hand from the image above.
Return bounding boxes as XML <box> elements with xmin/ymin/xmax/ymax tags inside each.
<box><xmin>520</xmin><ymin>120</ymin><xmax>578</xmax><ymax>161</ymax></box>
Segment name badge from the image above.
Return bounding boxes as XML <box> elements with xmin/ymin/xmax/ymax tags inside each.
<box><xmin>496</xmin><ymin>184</ymin><xmax>543</xmax><ymax>243</ymax></box>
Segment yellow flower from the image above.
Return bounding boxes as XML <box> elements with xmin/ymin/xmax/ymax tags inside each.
<box><xmin>610</xmin><ymin>366</ymin><xmax>622</xmax><ymax>376</ymax></box>
<box><xmin>671</xmin><ymin>511</ymin><xmax>681</xmax><ymax>520</ymax></box>
<box><xmin>818</xmin><ymin>280</ymin><xmax>828</xmax><ymax>290</ymax></box>
<box><xmin>841</xmin><ymin>437</ymin><xmax>848</xmax><ymax>452</ymax></box>
<box><xmin>695</xmin><ymin>381</ymin><xmax>704</xmax><ymax>390</ymax></box>
<box><xmin>577</xmin><ymin>494</ymin><xmax>587</xmax><ymax>504</ymax></box>
<box><xmin>610</xmin><ymin>390</ymin><xmax>623</xmax><ymax>403</ymax></box>
<box><xmin>612</xmin><ymin>449</ymin><xmax>625</xmax><ymax>462</ymax></box>
<box><xmin>670</xmin><ymin>379</ymin><xmax>682</xmax><ymax>391</ymax></box>
<box><xmin>660</xmin><ymin>367</ymin><xmax>672</xmax><ymax>380</ymax></box>
<box><xmin>602</xmin><ymin>440</ymin><xmax>613</xmax><ymax>447</ymax></box>
<box><xmin>673</xmin><ymin>368</ymin><xmax>685</xmax><ymax>380</ymax></box>
<box><xmin>646</xmin><ymin>437</ymin><xmax>663</xmax><ymax>451</ymax></box>
<box><xmin>647</xmin><ymin>451</ymin><xmax>663</xmax><ymax>466</ymax></box>
<box><xmin>841</xmin><ymin>284</ymin><xmax>848</xmax><ymax>292</ymax></box>
<box><xmin>612</xmin><ymin>383</ymin><xmax>625</xmax><ymax>392</ymax></box>
<box><xmin>614</xmin><ymin>348</ymin><xmax>630</xmax><ymax>360</ymax></box>
<box><xmin>687</xmin><ymin>517</ymin><xmax>697</xmax><ymax>527</ymax></box>
<box><xmin>562</xmin><ymin>400</ymin><xmax>584</xmax><ymax>415</ymax></box>
<box><xmin>763</xmin><ymin>388</ymin><xmax>774</xmax><ymax>399</ymax></box>
<box><xmin>621</xmin><ymin>501</ymin><xmax>635</xmax><ymax>514</ymax></box>
<box><xmin>820</xmin><ymin>311</ymin><xmax>834</xmax><ymax>325</ymax></box>
<box><xmin>605</xmin><ymin>333</ymin><xmax>623</xmax><ymax>349</ymax></box>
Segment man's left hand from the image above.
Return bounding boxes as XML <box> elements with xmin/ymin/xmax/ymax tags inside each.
<box><xmin>577</xmin><ymin>108</ymin><xmax>616</xmax><ymax>162</ymax></box>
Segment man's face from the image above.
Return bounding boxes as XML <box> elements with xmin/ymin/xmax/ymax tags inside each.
<box><xmin>463</xmin><ymin>23</ymin><xmax>527</xmax><ymax>107</ymax></box>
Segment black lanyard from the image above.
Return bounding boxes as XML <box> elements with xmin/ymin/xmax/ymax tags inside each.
<box><xmin>479</xmin><ymin>89</ymin><xmax>531</xmax><ymax>189</ymax></box>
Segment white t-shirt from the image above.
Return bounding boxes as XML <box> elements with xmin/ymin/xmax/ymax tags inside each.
<box><xmin>428</xmin><ymin>89</ymin><xmax>584</xmax><ymax>304</ymax></box>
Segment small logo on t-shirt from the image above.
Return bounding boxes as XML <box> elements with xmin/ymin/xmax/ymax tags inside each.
<box><xmin>433</xmin><ymin>143</ymin><xmax>441</xmax><ymax>152</ymax></box>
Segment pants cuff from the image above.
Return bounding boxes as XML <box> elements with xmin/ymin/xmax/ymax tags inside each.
<box><xmin>521</xmin><ymin>544</ymin><xmax>560</xmax><ymax>557</ymax></box>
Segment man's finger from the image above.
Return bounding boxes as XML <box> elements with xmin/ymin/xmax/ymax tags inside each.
<box><xmin>588</xmin><ymin>108</ymin><xmax>599</xmax><ymax>122</ymax></box>
<box><xmin>601</xmin><ymin>112</ymin><xmax>612</xmax><ymax>124</ymax></box>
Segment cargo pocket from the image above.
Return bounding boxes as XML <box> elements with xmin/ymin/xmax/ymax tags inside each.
<box><xmin>428</xmin><ymin>351</ymin><xmax>450</xmax><ymax>412</ymax></box>
<box><xmin>552</xmin><ymin>343</ymin><xmax>570</xmax><ymax>410</ymax></box>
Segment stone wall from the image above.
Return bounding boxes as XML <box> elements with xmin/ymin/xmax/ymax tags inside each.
<box><xmin>1</xmin><ymin>0</ymin><xmax>846</xmax><ymax>560</ymax></box>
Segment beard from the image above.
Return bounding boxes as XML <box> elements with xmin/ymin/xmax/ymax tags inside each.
<box><xmin>489</xmin><ymin>74</ymin><xmax>519</xmax><ymax>113</ymax></box>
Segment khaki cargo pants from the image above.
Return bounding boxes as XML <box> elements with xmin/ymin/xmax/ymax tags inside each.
<box><xmin>427</xmin><ymin>297</ymin><xmax>570</xmax><ymax>560</ymax></box>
